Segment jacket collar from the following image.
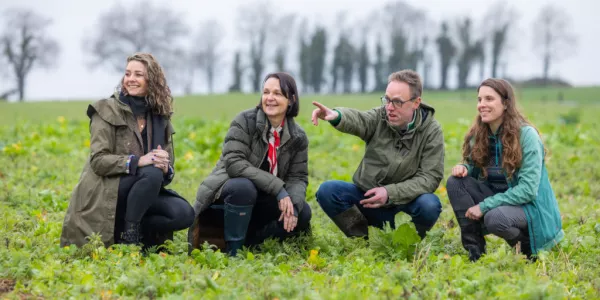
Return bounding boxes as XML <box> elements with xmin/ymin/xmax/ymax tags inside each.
<box><xmin>111</xmin><ymin>91</ymin><xmax>144</xmax><ymax>147</ymax></box>
<box><xmin>257</xmin><ymin>108</ymin><xmax>294</xmax><ymax>147</ymax></box>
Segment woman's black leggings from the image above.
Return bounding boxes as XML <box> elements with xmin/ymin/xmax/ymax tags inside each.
<box><xmin>114</xmin><ymin>166</ymin><xmax>194</xmax><ymax>239</ymax></box>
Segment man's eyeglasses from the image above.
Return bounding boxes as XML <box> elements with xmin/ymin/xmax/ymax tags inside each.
<box><xmin>381</xmin><ymin>96</ymin><xmax>414</xmax><ymax>109</ymax></box>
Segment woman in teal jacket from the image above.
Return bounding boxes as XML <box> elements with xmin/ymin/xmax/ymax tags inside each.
<box><xmin>447</xmin><ymin>78</ymin><xmax>564</xmax><ymax>261</ymax></box>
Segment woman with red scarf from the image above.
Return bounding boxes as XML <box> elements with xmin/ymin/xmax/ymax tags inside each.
<box><xmin>188</xmin><ymin>72</ymin><xmax>311</xmax><ymax>256</ymax></box>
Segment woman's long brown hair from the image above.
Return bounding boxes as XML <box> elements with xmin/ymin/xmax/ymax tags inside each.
<box><xmin>120</xmin><ymin>52</ymin><xmax>173</xmax><ymax>117</ymax></box>
<box><xmin>462</xmin><ymin>78</ymin><xmax>541</xmax><ymax>179</ymax></box>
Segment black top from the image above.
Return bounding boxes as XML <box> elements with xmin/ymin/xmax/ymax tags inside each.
<box><xmin>486</xmin><ymin>129</ymin><xmax>509</xmax><ymax>193</ymax></box>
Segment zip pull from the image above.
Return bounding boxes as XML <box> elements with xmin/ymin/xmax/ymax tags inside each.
<box><xmin>495</xmin><ymin>140</ymin><xmax>500</xmax><ymax>166</ymax></box>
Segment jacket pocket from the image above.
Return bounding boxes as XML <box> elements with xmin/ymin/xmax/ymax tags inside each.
<box><xmin>114</xmin><ymin>125</ymin><xmax>132</xmax><ymax>154</ymax></box>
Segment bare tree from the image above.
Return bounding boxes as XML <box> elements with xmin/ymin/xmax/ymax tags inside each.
<box><xmin>272</xmin><ymin>14</ymin><xmax>297</xmax><ymax>72</ymax></box>
<box><xmin>1</xmin><ymin>8</ymin><xmax>59</xmax><ymax>101</ymax></box>
<box><xmin>194</xmin><ymin>19</ymin><xmax>225</xmax><ymax>94</ymax></box>
<box><xmin>532</xmin><ymin>4</ymin><xmax>577</xmax><ymax>85</ymax></box>
<box><xmin>229</xmin><ymin>51</ymin><xmax>243</xmax><ymax>92</ymax></box>
<box><xmin>0</xmin><ymin>41</ymin><xmax>9</xmax><ymax>101</ymax></box>
<box><xmin>371</xmin><ymin>1</ymin><xmax>428</xmax><ymax>82</ymax></box>
<box><xmin>84</xmin><ymin>1</ymin><xmax>189</xmax><ymax>85</ymax></box>
<box><xmin>484</xmin><ymin>1</ymin><xmax>519</xmax><ymax>78</ymax></box>
<box><xmin>237</xmin><ymin>0</ymin><xmax>275</xmax><ymax>93</ymax></box>
<box><xmin>455</xmin><ymin>17</ymin><xmax>484</xmax><ymax>89</ymax></box>
<box><xmin>436</xmin><ymin>21</ymin><xmax>456</xmax><ymax>90</ymax></box>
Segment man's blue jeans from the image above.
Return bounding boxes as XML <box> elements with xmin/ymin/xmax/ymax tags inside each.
<box><xmin>316</xmin><ymin>180</ymin><xmax>442</xmax><ymax>237</ymax></box>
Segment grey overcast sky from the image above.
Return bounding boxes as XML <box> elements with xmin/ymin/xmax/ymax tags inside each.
<box><xmin>0</xmin><ymin>0</ymin><xmax>598</xmax><ymax>101</ymax></box>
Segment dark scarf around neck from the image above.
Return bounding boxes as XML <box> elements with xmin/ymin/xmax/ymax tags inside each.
<box><xmin>119</xmin><ymin>92</ymin><xmax>167</xmax><ymax>150</ymax></box>
<box><xmin>119</xmin><ymin>92</ymin><xmax>148</xmax><ymax>119</ymax></box>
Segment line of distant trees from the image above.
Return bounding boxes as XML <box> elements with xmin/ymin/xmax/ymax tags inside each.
<box><xmin>0</xmin><ymin>0</ymin><xmax>578</xmax><ymax>101</ymax></box>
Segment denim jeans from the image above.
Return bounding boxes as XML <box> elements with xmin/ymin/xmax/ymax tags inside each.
<box><xmin>316</xmin><ymin>180</ymin><xmax>442</xmax><ymax>236</ymax></box>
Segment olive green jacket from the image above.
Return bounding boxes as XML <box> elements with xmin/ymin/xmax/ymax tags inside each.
<box><xmin>60</xmin><ymin>92</ymin><xmax>176</xmax><ymax>247</ymax></box>
<box><xmin>188</xmin><ymin>107</ymin><xmax>309</xmax><ymax>250</ymax></box>
<box><xmin>332</xmin><ymin>104</ymin><xmax>445</xmax><ymax>205</ymax></box>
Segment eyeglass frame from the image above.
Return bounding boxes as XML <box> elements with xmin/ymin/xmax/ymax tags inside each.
<box><xmin>380</xmin><ymin>95</ymin><xmax>416</xmax><ymax>109</ymax></box>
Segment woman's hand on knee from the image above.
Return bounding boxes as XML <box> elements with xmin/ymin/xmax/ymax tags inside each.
<box><xmin>138</xmin><ymin>152</ymin><xmax>156</xmax><ymax>167</ymax></box>
<box><xmin>152</xmin><ymin>145</ymin><xmax>169</xmax><ymax>160</ymax></box>
<box><xmin>466</xmin><ymin>204</ymin><xmax>483</xmax><ymax>220</ymax></box>
<box><xmin>452</xmin><ymin>165</ymin><xmax>468</xmax><ymax>177</ymax></box>
<box><xmin>278</xmin><ymin>197</ymin><xmax>294</xmax><ymax>219</ymax></box>
<box><xmin>282</xmin><ymin>215</ymin><xmax>298</xmax><ymax>232</ymax></box>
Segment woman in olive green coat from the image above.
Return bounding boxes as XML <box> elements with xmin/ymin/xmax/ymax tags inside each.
<box><xmin>60</xmin><ymin>53</ymin><xmax>194</xmax><ymax>249</ymax></box>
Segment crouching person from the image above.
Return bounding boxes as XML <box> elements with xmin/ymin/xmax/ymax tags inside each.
<box><xmin>447</xmin><ymin>78</ymin><xmax>563</xmax><ymax>261</ymax></box>
<box><xmin>188</xmin><ymin>72</ymin><xmax>312</xmax><ymax>256</ymax></box>
<box><xmin>312</xmin><ymin>70</ymin><xmax>444</xmax><ymax>238</ymax></box>
<box><xmin>60</xmin><ymin>53</ymin><xmax>194</xmax><ymax>249</ymax></box>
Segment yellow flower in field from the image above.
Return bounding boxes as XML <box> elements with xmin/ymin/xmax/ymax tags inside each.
<box><xmin>188</xmin><ymin>132</ymin><xmax>197</xmax><ymax>140</ymax></box>
<box><xmin>35</xmin><ymin>210</ymin><xmax>46</xmax><ymax>222</ymax></box>
<box><xmin>308</xmin><ymin>249</ymin><xmax>319</xmax><ymax>263</ymax></box>
<box><xmin>130</xmin><ymin>252</ymin><xmax>139</xmax><ymax>259</ymax></box>
<box><xmin>12</xmin><ymin>142</ymin><xmax>21</xmax><ymax>151</ymax></box>
<box><xmin>351</xmin><ymin>144</ymin><xmax>361</xmax><ymax>152</ymax></box>
<box><xmin>84</xmin><ymin>139</ymin><xmax>90</xmax><ymax>147</ymax></box>
<box><xmin>211</xmin><ymin>271</ymin><xmax>220</xmax><ymax>280</ymax></box>
<box><xmin>184</xmin><ymin>151</ymin><xmax>194</xmax><ymax>160</ymax></box>
<box><xmin>57</xmin><ymin>116</ymin><xmax>66</xmax><ymax>124</ymax></box>
<box><xmin>100</xmin><ymin>290</ymin><xmax>113</xmax><ymax>300</ymax></box>
<box><xmin>307</xmin><ymin>249</ymin><xmax>324</xmax><ymax>267</ymax></box>
<box><xmin>437</xmin><ymin>186</ymin><xmax>447</xmax><ymax>194</ymax></box>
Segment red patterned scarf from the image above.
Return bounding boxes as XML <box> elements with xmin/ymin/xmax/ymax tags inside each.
<box><xmin>267</xmin><ymin>120</ymin><xmax>285</xmax><ymax>176</ymax></box>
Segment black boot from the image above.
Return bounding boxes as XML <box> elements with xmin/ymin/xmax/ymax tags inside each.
<box><xmin>507</xmin><ymin>231</ymin><xmax>534</xmax><ymax>261</ymax></box>
<box><xmin>455</xmin><ymin>210</ymin><xmax>486</xmax><ymax>262</ymax></box>
<box><xmin>246</xmin><ymin>220</ymin><xmax>283</xmax><ymax>246</ymax></box>
<box><xmin>332</xmin><ymin>205</ymin><xmax>369</xmax><ymax>238</ymax></box>
<box><xmin>142</xmin><ymin>229</ymin><xmax>173</xmax><ymax>253</ymax></box>
<box><xmin>246</xmin><ymin>218</ymin><xmax>312</xmax><ymax>246</ymax></box>
<box><xmin>121</xmin><ymin>222</ymin><xmax>142</xmax><ymax>245</ymax></box>
<box><xmin>414</xmin><ymin>223</ymin><xmax>430</xmax><ymax>239</ymax></box>
<box><xmin>223</xmin><ymin>203</ymin><xmax>254</xmax><ymax>256</ymax></box>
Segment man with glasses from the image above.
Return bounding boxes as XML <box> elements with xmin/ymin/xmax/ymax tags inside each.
<box><xmin>311</xmin><ymin>69</ymin><xmax>444</xmax><ymax>239</ymax></box>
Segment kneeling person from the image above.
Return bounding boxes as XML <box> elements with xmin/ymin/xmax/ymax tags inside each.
<box><xmin>188</xmin><ymin>72</ymin><xmax>312</xmax><ymax>256</ymax></box>
<box><xmin>312</xmin><ymin>70</ymin><xmax>444</xmax><ymax>238</ymax></box>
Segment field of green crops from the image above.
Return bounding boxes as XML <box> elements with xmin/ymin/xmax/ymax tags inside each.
<box><xmin>1</xmin><ymin>87</ymin><xmax>599</xmax><ymax>299</ymax></box>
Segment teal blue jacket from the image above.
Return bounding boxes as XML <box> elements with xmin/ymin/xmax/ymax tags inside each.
<box><xmin>463</xmin><ymin>125</ymin><xmax>564</xmax><ymax>255</ymax></box>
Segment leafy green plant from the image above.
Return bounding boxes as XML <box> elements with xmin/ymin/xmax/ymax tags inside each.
<box><xmin>1</xmin><ymin>95</ymin><xmax>599</xmax><ymax>298</ymax></box>
<box><xmin>368</xmin><ymin>212</ymin><xmax>422</xmax><ymax>260</ymax></box>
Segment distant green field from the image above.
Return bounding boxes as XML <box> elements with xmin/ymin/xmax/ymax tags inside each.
<box><xmin>1</xmin><ymin>87</ymin><xmax>599</xmax><ymax>298</ymax></box>
<box><xmin>1</xmin><ymin>86</ymin><xmax>598</xmax><ymax>126</ymax></box>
